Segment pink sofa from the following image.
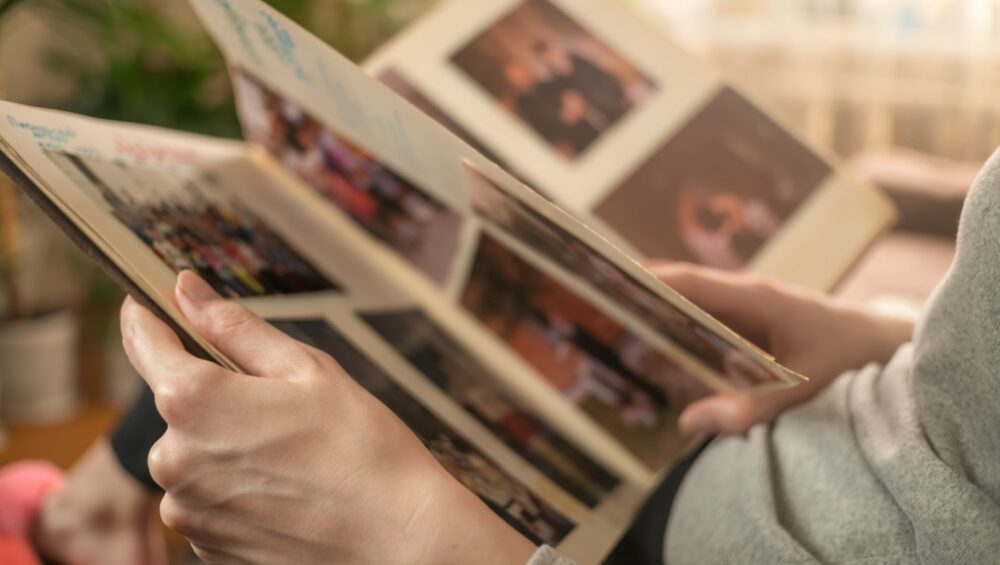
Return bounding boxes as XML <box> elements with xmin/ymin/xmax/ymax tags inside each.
<box><xmin>835</xmin><ymin>148</ymin><xmax>982</xmax><ymax>304</ymax></box>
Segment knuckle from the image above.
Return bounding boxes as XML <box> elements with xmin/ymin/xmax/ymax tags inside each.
<box><xmin>149</xmin><ymin>437</ymin><xmax>191</xmax><ymax>491</ymax></box>
<box><xmin>152</xmin><ymin>381</ymin><xmax>189</xmax><ymax>422</ymax></box>
<box><xmin>296</xmin><ymin>345</ymin><xmax>332</xmax><ymax>378</ymax></box>
<box><xmin>148</xmin><ymin>440</ymin><xmax>174</xmax><ymax>490</ymax></box>
<box><xmin>160</xmin><ymin>496</ymin><xmax>198</xmax><ymax>536</ymax></box>
<box><xmin>207</xmin><ymin>302</ymin><xmax>259</xmax><ymax>337</ymax></box>
<box><xmin>153</xmin><ymin>373</ymin><xmax>213</xmax><ymax>423</ymax></box>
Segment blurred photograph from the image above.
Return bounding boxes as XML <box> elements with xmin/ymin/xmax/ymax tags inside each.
<box><xmin>270</xmin><ymin>318</ymin><xmax>576</xmax><ymax>546</ymax></box>
<box><xmin>46</xmin><ymin>151</ymin><xmax>337</xmax><ymax>298</ymax></box>
<box><xmin>596</xmin><ymin>87</ymin><xmax>831</xmax><ymax>269</ymax></box>
<box><xmin>460</xmin><ymin>234</ymin><xmax>710</xmax><ymax>468</ymax></box>
<box><xmin>234</xmin><ymin>72</ymin><xmax>462</xmax><ymax>285</ymax></box>
<box><xmin>362</xmin><ymin>309</ymin><xmax>619</xmax><ymax>507</ymax></box>
<box><xmin>452</xmin><ymin>0</ymin><xmax>657</xmax><ymax>160</ymax></box>
<box><xmin>468</xmin><ymin>165</ymin><xmax>781</xmax><ymax>388</ymax></box>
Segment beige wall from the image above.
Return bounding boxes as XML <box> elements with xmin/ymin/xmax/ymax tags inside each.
<box><xmin>0</xmin><ymin>11</ymin><xmax>88</xmax><ymax>318</ymax></box>
<box><xmin>0</xmin><ymin>10</ymin><xmax>78</xmax><ymax>104</ymax></box>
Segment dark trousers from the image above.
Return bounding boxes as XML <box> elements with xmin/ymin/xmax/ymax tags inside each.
<box><xmin>605</xmin><ymin>441</ymin><xmax>710</xmax><ymax>565</ymax></box>
<box><xmin>110</xmin><ymin>384</ymin><xmax>166</xmax><ymax>492</ymax></box>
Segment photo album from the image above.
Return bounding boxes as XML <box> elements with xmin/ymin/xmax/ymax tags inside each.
<box><xmin>0</xmin><ymin>0</ymin><xmax>895</xmax><ymax>561</ymax></box>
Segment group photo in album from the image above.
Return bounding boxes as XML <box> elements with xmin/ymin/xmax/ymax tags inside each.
<box><xmin>7</xmin><ymin>0</ymin><xmax>964</xmax><ymax>563</ymax></box>
<box><xmin>45</xmin><ymin>150</ymin><xmax>338</xmax><ymax>298</ymax></box>
<box><xmin>234</xmin><ymin>72</ymin><xmax>463</xmax><ymax>285</ymax></box>
<box><xmin>361</xmin><ymin>309</ymin><xmax>619</xmax><ymax>508</ymax></box>
<box><xmin>459</xmin><ymin>233</ymin><xmax>707</xmax><ymax>468</ymax></box>
<box><xmin>451</xmin><ymin>0</ymin><xmax>657</xmax><ymax>160</ymax></box>
<box><xmin>466</xmin><ymin>165</ymin><xmax>782</xmax><ymax>389</ymax></box>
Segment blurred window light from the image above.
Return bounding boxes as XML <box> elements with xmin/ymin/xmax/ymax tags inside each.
<box><xmin>638</xmin><ymin>0</ymin><xmax>999</xmax><ymax>38</ymax></box>
<box><xmin>632</xmin><ymin>0</ymin><xmax>1000</xmax><ymax>162</ymax></box>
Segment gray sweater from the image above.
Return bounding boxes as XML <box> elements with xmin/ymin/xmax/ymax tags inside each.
<box><xmin>530</xmin><ymin>147</ymin><xmax>1000</xmax><ymax>565</ymax></box>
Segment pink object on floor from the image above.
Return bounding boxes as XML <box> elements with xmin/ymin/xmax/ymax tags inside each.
<box><xmin>0</xmin><ymin>460</ymin><xmax>64</xmax><ymax>565</ymax></box>
<box><xmin>0</xmin><ymin>535</ymin><xmax>40</xmax><ymax>565</ymax></box>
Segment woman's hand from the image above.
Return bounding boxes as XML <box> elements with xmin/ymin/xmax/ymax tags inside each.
<box><xmin>649</xmin><ymin>263</ymin><xmax>914</xmax><ymax>436</ymax></box>
<box><xmin>120</xmin><ymin>271</ymin><xmax>535</xmax><ymax>565</ymax></box>
<box><xmin>34</xmin><ymin>440</ymin><xmax>165</xmax><ymax>565</ymax></box>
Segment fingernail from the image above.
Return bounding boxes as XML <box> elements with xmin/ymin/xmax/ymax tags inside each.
<box><xmin>177</xmin><ymin>271</ymin><xmax>219</xmax><ymax>305</ymax></box>
<box><xmin>680</xmin><ymin>410</ymin><xmax>717</xmax><ymax>436</ymax></box>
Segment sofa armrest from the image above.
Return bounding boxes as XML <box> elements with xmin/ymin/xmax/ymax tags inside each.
<box><xmin>848</xmin><ymin>147</ymin><xmax>982</xmax><ymax>238</ymax></box>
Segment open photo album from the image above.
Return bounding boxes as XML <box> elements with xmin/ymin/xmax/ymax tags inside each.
<box><xmin>0</xmin><ymin>0</ymin><xmax>895</xmax><ymax>561</ymax></box>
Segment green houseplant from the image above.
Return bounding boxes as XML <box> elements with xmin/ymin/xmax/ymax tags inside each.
<box><xmin>0</xmin><ymin>0</ymin><xmax>430</xmax><ymax>408</ymax></box>
<box><xmin>1</xmin><ymin>0</ymin><xmax>432</xmax><ymax>137</ymax></box>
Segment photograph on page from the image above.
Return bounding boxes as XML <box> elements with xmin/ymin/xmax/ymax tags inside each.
<box><xmin>0</xmin><ymin>103</ymin><xmax>295</xmax><ymax>370</ymax></box>
<box><xmin>361</xmin><ymin>308</ymin><xmax>620</xmax><ymax>508</ymax></box>
<box><xmin>595</xmin><ymin>87</ymin><xmax>831</xmax><ymax>270</ymax></box>
<box><xmin>233</xmin><ymin>71</ymin><xmax>463</xmax><ymax>286</ymax></box>
<box><xmin>465</xmin><ymin>162</ymin><xmax>789</xmax><ymax>390</ymax></box>
<box><xmin>269</xmin><ymin>317</ymin><xmax>578</xmax><ymax>547</ymax></box>
<box><xmin>354</xmin><ymin>0</ymin><xmax>894</xmax><ymax>293</ymax></box>
<box><xmin>45</xmin><ymin>151</ymin><xmax>338</xmax><ymax>298</ymax></box>
<box><xmin>450</xmin><ymin>0</ymin><xmax>657</xmax><ymax>162</ymax></box>
<box><xmin>458</xmin><ymin>232</ymin><xmax>711</xmax><ymax>469</ymax></box>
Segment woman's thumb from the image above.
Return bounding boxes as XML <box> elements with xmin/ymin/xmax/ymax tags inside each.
<box><xmin>679</xmin><ymin>388</ymin><xmax>808</xmax><ymax>436</ymax></box>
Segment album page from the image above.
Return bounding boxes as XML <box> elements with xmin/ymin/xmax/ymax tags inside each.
<box><xmin>363</xmin><ymin>0</ymin><xmax>898</xmax><ymax>291</ymax></box>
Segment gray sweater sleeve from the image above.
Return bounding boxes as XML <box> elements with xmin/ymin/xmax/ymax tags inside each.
<box><xmin>527</xmin><ymin>545</ymin><xmax>578</xmax><ymax>565</ymax></box>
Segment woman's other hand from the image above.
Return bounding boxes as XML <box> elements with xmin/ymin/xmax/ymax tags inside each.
<box><xmin>649</xmin><ymin>263</ymin><xmax>914</xmax><ymax>436</ymax></box>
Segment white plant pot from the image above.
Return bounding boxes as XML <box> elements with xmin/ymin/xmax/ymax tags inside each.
<box><xmin>0</xmin><ymin>309</ymin><xmax>80</xmax><ymax>425</ymax></box>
